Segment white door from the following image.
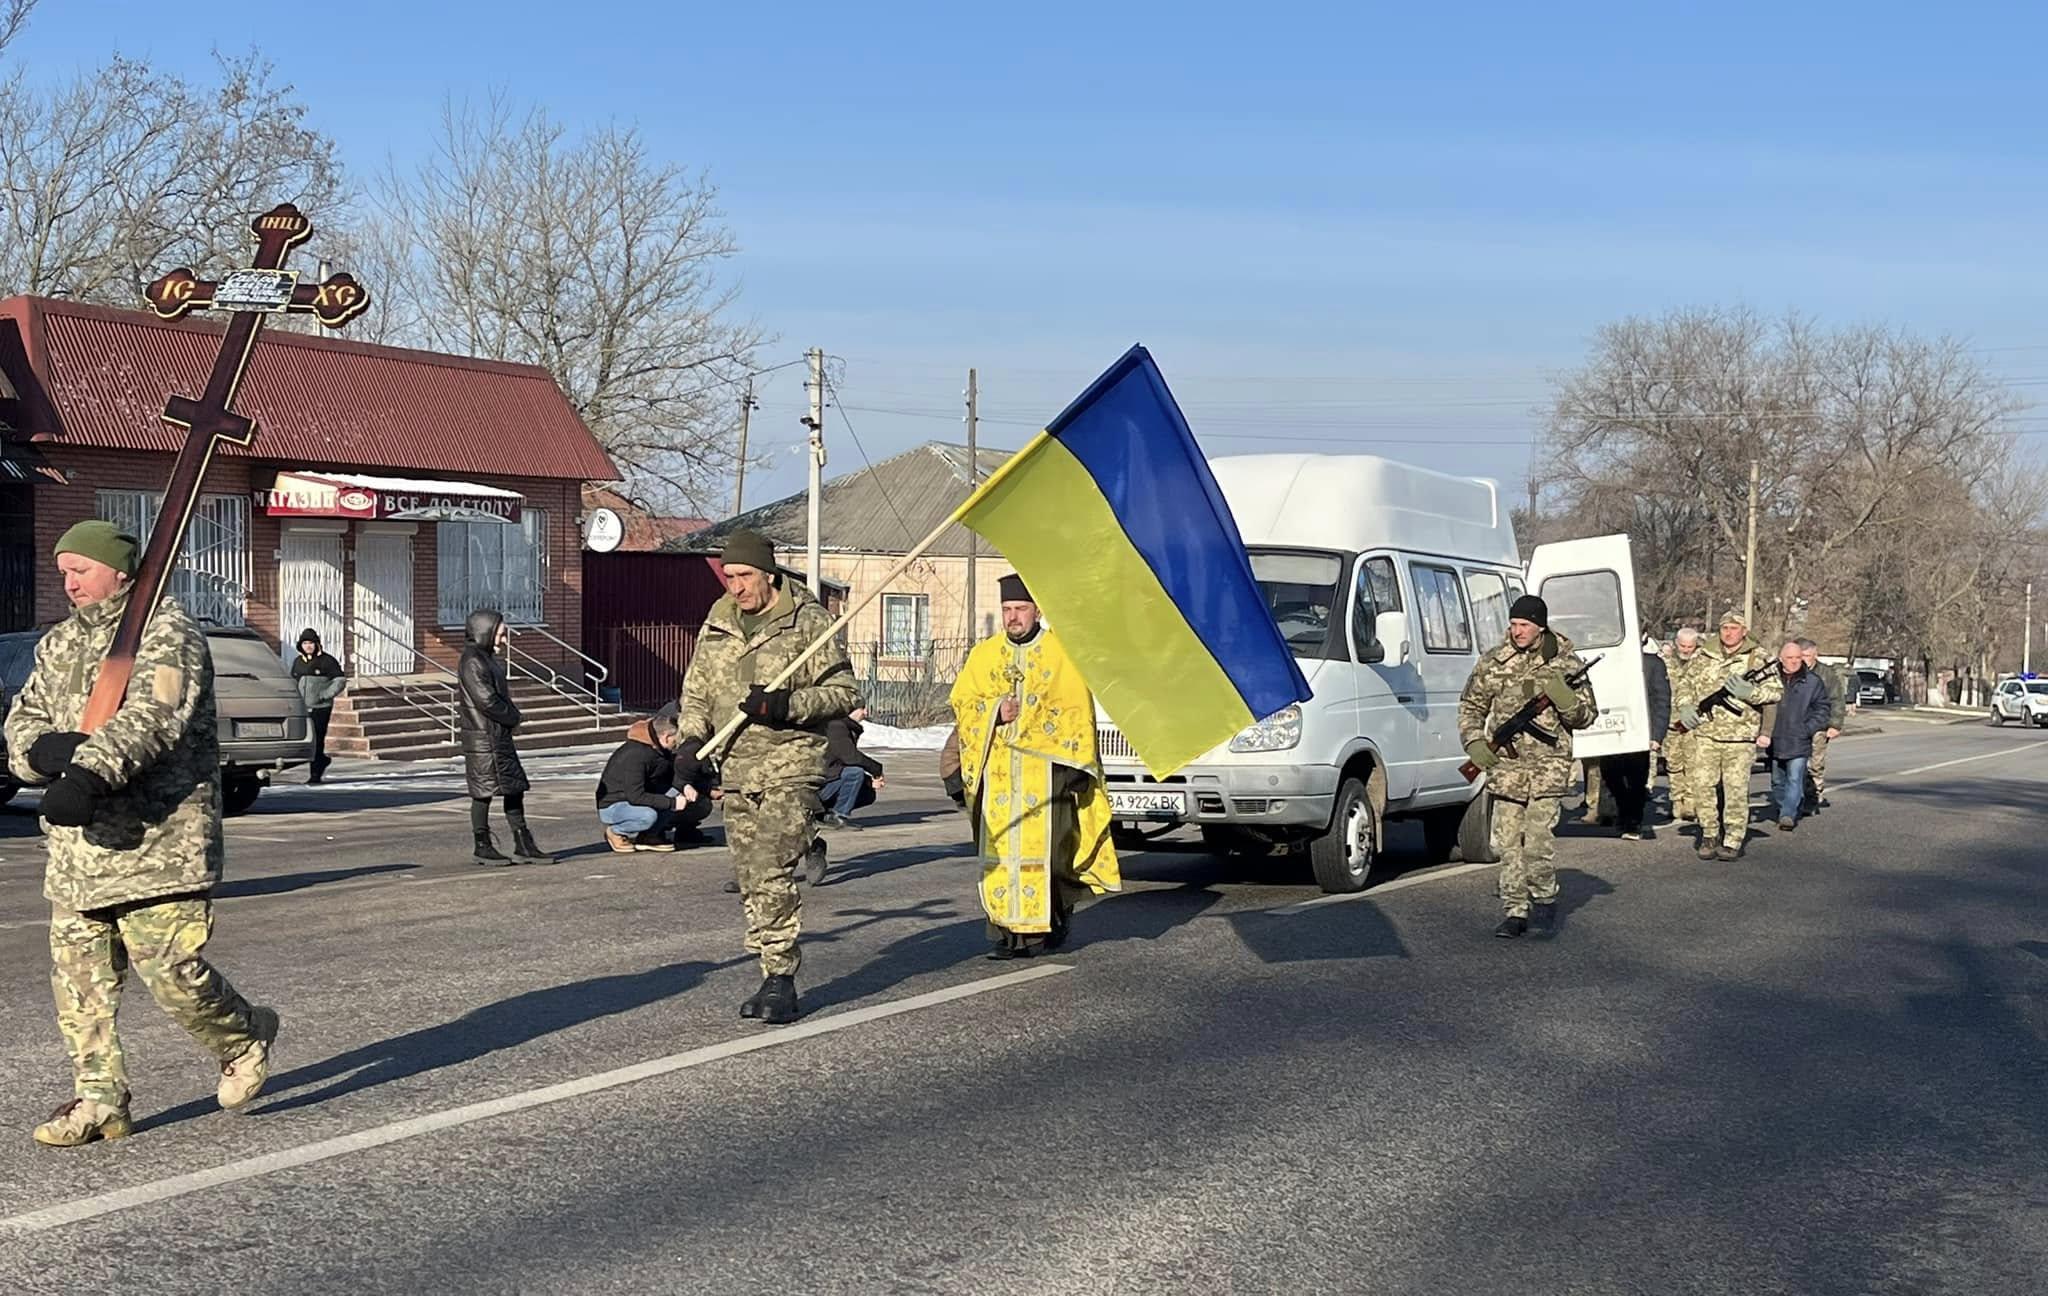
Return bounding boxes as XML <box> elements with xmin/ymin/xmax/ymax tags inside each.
<box><xmin>352</xmin><ymin>531</ymin><xmax>416</xmax><ymax>676</ymax></box>
<box><xmin>277</xmin><ymin>529</ymin><xmax>345</xmax><ymax>668</ymax></box>
<box><xmin>1525</xmin><ymin>534</ymin><xmax>1646</xmax><ymax>760</ymax></box>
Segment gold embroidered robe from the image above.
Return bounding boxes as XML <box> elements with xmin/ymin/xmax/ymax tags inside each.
<box><xmin>949</xmin><ymin>627</ymin><xmax>1120</xmax><ymax>933</ymax></box>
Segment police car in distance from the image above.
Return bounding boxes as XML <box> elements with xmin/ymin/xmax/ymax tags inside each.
<box><xmin>1988</xmin><ymin>675</ymin><xmax>2048</xmax><ymax>727</ymax></box>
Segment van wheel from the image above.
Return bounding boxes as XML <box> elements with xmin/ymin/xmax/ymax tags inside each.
<box><xmin>222</xmin><ymin>776</ymin><xmax>262</xmax><ymax>816</ymax></box>
<box><xmin>1458</xmin><ymin>789</ymin><xmax>1499</xmax><ymax>864</ymax></box>
<box><xmin>1309</xmin><ymin>777</ymin><xmax>1376</xmax><ymax>893</ymax></box>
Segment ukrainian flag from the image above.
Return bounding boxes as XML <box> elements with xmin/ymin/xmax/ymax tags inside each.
<box><xmin>951</xmin><ymin>345</ymin><xmax>1312</xmax><ymax>778</ymax></box>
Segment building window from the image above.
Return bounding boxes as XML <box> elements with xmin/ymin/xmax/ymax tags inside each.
<box><xmin>94</xmin><ymin>489</ymin><xmax>248</xmax><ymax>626</ymax></box>
<box><xmin>1409</xmin><ymin>562</ymin><xmax>1473</xmax><ymax>653</ymax></box>
<box><xmin>880</xmin><ymin>593</ymin><xmax>930</xmax><ymax>659</ymax></box>
<box><xmin>438</xmin><ymin>510</ymin><xmax>548</xmax><ymax>626</ymax></box>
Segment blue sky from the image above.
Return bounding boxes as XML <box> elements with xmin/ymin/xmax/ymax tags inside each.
<box><xmin>12</xmin><ymin>0</ymin><xmax>2047</xmax><ymax>515</ymax></box>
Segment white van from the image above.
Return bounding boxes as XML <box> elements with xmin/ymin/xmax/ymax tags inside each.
<box><xmin>1096</xmin><ymin>453</ymin><xmax>1648</xmax><ymax>894</ymax></box>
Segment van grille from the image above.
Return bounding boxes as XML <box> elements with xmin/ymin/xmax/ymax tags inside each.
<box><xmin>1097</xmin><ymin>725</ymin><xmax>1134</xmax><ymax>761</ymax></box>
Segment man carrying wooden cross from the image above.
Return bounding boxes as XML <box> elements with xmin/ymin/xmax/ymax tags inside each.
<box><xmin>8</xmin><ymin>523</ymin><xmax>279</xmax><ymax>1147</ymax></box>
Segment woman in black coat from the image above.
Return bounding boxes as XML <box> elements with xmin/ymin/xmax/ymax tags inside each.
<box><xmin>459</xmin><ymin>608</ymin><xmax>551</xmax><ymax>865</ymax></box>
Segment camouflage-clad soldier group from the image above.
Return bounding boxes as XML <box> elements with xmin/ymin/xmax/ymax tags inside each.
<box><xmin>1462</xmin><ymin>591</ymin><xmax>1853</xmax><ymax>940</ymax></box>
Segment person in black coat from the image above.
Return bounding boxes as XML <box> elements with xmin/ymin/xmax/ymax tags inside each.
<box><xmin>459</xmin><ymin>608</ymin><xmax>550</xmax><ymax>865</ymax></box>
<box><xmin>1599</xmin><ymin>640</ymin><xmax>1673</xmax><ymax>841</ymax></box>
<box><xmin>816</xmin><ymin>708</ymin><xmax>885</xmax><ymax>829</ymax></box>
<box><xmin>1762</xmin><ymin>639</ymin><xmax>1832</xmax><ymax>832</ymax></box>
<box><xmin>596</xmin><ymin>712</ymin><xmax>713</xmax><ymax>851</ymax></box>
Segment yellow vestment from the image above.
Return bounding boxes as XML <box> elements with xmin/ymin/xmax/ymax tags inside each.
<box><xmin>949</xmin><ymin>626</ymin><xmax>1120</xmax><ymax>935</ymax></box>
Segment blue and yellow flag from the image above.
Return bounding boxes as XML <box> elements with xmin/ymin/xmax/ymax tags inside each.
<box><xmin>950</xmin><ymin>346</ymin><xmax>1312</xmax><ymax>777</ymax></box>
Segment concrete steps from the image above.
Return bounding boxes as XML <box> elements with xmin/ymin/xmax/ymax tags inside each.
<box><xmin>328</xmin><ymin>678</ymin><xmax>637</xmax><ymax>760</ymax></box>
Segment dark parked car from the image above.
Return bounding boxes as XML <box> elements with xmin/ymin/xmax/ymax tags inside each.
<box><xmin>0</xmin><ymin>626</ymin><xmax>311</xmax><ymax>814</ymax></box>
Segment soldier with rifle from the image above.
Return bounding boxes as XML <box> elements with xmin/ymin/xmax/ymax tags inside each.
<box><xmin>1671</xmin><ymin>609</ymin><xmax>1783</xmax><ymax>861</ymax></box>
<box><xmin>1458</xmin><ymin>594</ymin><xmax>1599</xmax><ymax>940</ymax></box>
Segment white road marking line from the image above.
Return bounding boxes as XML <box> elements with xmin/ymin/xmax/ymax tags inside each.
<box><xmin>225</xmin><ymin>833</ymin><xmax>294</xmax><ymax>844</ymax></box>
<box><xmin>1830</xmin><ymin>740</ymin><xmax>2048</xmax><ymax>793</ymax></box>
<box><xmin>0</xmin><ymin>963</ymin><xmax>1073</xmax><ymax>1235</ymax></box>
<box><xmin>1276</xmin><ymin>860</ymin><xmax>1497</xmax><ymax>912</ymax></box>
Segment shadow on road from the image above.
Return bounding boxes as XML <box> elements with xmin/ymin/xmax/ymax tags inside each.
<box><xmin>214</xmin><ymin>862</ymin><xmax>420</xmax><ymax>899</ymax></box>
<box><xmin>236</xmin><ymin>789</ymin><xmax>469</xmax><ymax>815</ymax></box>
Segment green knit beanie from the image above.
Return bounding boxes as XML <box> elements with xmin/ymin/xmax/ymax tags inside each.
<box><xmin>55</xmin><ymin>520</ymin><xmax>140</xmax><ymax>576</ymax></box>
<box><xmin>719</xmin><ymin>528</ymin><xmax>778</xmax><ymax>574</ymax></box>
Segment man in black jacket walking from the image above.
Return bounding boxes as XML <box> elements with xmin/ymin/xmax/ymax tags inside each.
<box><xmin>1763</xmin><ymin>639</ymin><xmax>1832</xmax><ymax>833</ymax></box>
<box><xmin>819</xmin><ymin>708</ymin><xmax>885</xmax><ymax>830</ymax></box>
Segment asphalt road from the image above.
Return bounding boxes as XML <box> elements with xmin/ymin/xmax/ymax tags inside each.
<box><xmin>0</xmin><ymin>713</ymin><xmax>2044</xmax><ymax>1294</ymax></box>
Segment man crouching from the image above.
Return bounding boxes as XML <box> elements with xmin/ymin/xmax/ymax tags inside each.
<box><xmin>6</xmin><ymin>521</ymin><xmax>279</xmax><ymax>1146</ymax></box>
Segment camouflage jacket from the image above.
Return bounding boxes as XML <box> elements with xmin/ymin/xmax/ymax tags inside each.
<box><xmin>1664</xmin><ymin>651</ymin><xmax>1702</xmax><ymax>733</ymax></box>
<box><xmin>676</xmin><ymin>581</ymin><xmax>858</xmax><ymax>793</ymax></box>
<box><xmin>1671</xmin><ymin>635</ymin><xmax>1784</xmax><ymax>744</ymax></box>
<box><xmin>1457</xmin><ymin>629</ymin><xmax>1598</xmax><ymax>803</ymax></box>
<box><xmin>4</xmin><ymin>591</ymin><xmax>223</xmax><ymax>911</ymax></box>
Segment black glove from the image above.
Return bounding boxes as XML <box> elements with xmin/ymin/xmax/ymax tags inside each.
<box><xmin>943</xmin><ymin>772</ymin><xmax>966</xmax><ymax>805</ymax></box>
<box><xmin>740</xmin><ymin>685</ymin><xmax>793</xmax><ymax>727</ymax></box>
<box><xmin>28</xmin><ymin>731</ymin><xmax>89</xmax><ymax>780</ymax></box>
<box><xmin>40</xmin><ymin>765</ymin><xmax>111</xmax><ymax>828</ymax></box>
<box><xmin>672</xmin><ymin>738</ymin><xmax>714</xmax><ymax>791</ymax></box>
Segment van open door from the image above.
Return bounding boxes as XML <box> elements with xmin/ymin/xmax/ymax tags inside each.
<box><xmin>1524</xmin><ymin>534</ymin><xmax>1647</xmax><ymax>761</ymax></box>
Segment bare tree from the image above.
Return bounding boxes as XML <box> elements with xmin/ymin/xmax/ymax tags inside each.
<box><xmin>0</xmin><ymin>0</ymin><xmax>38</xmax><ymax>60</ymax></box>
<box><xmin>1535</xmin><ymin>307</ymin><xmax>2035</xmax><ymax>664</ymax></box>
<box><xmin>376</xmin><ymin>99</ymin><xmax>762</xmax><ymax>512</ymax></box>
<box><xmin>0</xmin><ymin>50</ymin><xmax>345</xmax><ymax>302</ymax></box>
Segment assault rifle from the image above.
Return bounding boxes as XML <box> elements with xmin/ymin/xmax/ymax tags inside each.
<box><xmin>1674</xmin><ymin>659</ymin><xmax>1782</xmax><ymax>734</ymax></box>
<box><xmin>1458</xmin><ymin>655</ymin><xmax>1603</xmax><ymax>783</ymax></box>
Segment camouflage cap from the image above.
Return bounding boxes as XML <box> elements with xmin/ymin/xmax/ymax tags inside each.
<box><xmin>1719</xmin><ymin>608</ymin><xmax>1748</xmax><ymax>628</ymax></box>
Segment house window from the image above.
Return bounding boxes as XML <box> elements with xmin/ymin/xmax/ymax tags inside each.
<box><xmin>438</xmin><ymin>510</ymin><xmax>548</xmax><ymax>626</ymax></box>
<box><xmin>94</xmin><ymin>489</ymin><xmax>249</xmax><ymax>626</ymax></box>
<box><xmin>880</xmin><ymin>593</ymin><xmax>931</xmax><ymax>659</ymax></box>
<box><xmin>1408</xmin><ymin>562</ymin><xmax>1473</xmax><ymax>653</ymax></box>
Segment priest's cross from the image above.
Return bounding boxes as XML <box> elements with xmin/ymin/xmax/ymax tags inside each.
<box><xmin>79</xmin><ymin>203</ymin><xmax>372</xmax><ymax>731</ymax></box>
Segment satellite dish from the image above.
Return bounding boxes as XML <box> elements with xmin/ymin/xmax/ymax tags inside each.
<box><xmin>583</xmin><ymin>507</ymin><xmax>624</xmax><ymax>553</ymax></box>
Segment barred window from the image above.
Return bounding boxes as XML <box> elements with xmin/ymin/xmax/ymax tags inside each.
<box><xmin>438</xmin><ymin>511</ymin><xmax>548</xmax><ymax>626</ymax></box>
<box><xmin>880</xmin><ymin>593</ymin><xmax>930</xmax><ymax>659</ymax></box>
<box><xmin>94</xmin><ymin>489</ymin><xmax>249</xmax><ymax>626</ymax></box>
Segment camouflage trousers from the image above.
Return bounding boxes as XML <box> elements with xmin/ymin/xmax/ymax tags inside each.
<box><xmin>1492</xmin><ymin>795</ymin><xmax>1561</xmax><ymax>918</ymax></box>
<box><xmin>723</xmin><ymin>785</ymin><xmax>812</xmax><ymax>978</ymax></box>
<box><xmin>1664</xmin><ymin>729</ymin><xmax>1694</xmax><ymax>815</ymax></box>
<box><xmin>1689</xmin><ymin>740</ymin><xmax>1757</xmax><ymax>850</ymax></box>
<box><xmin>1808</xmin><ymin>731</ymin><xmax>1832</xmax><ymax>798</ymax></box>
<box><xmin>50</xmin><ymin>896</ymin><xmax>261</xmax><ymax>1107</ymax></box>
<box><xmin>1581</xmin><ymin>761</ymin><xmax>1605</xmax><ymax>821</ymax></box>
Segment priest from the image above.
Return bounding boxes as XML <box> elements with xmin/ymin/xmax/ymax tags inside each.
<box><xmin>949</xmin><ymin>573</ymin><xmax>1120</xmax><ymax>958</ymax></box>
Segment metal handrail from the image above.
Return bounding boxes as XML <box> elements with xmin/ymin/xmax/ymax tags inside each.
<box><xmin>506</xmin><ymin>621</ymin><xmax>613</xmax><ymax>731</ymax></box>
<box><xmin>325</xmin><ymin>605</ymin><xmax>458</xmax><ymax>740</ymax></box>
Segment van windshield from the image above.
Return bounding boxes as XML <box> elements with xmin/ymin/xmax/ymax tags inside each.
<box><xmin>1247</xmin><ymin>550</ymin><xmax>1342</xmax><ymax>655</ymax></box>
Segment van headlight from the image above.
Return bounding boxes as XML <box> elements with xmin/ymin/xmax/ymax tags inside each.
<box><xmin>1229</xmin><ymin>704</ymin><xmax>1302</xmax><ymax>753</ymax></box>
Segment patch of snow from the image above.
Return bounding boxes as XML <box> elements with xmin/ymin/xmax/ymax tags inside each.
<box><xmin>858</xmin><ymin>723</ymin><xmax>951</xmax><ymax>751</ymax></box>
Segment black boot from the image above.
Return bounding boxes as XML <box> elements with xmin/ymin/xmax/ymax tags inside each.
<box><xmin>738</xmin><ymin>981</ymin><xmax>768</xmax><ymax>1019</ymax></box>
<box><xmin>1531</xmin><ymin>902</ymin><xmax>1556</xmax><ymax>932</ymax></box>
<box><xmin>803</xmin><ymin>836</ymin><xmax>828</xmax><ymax>886</ymax></box>
<box><xmin>754</xmin><ymin>975</ymin><xmax>800</xmax><ymax>1025</ymax></box>
<box><xmin>472</xmin><ymin>832</ymin><xmax>511</xmax><ymax>866</ymax></box>
<box><xmin>1494</xmin><ymin>916</ymin><xmax>1528</xmax><ymax>939</ymax></box>
<box><xmin>509</xmin><ymin>825</ymin><xmax>555</xmax><ymax>864</ymax></box>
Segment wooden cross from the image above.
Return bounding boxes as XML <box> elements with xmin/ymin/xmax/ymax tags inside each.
<box><xmin>78</xmin><ymin>203</ymin><xmax>372</xmax><ymax>730</ymax></box>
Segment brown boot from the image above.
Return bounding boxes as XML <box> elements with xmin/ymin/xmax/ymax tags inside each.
<box><xmin>605</xmin><ymin>828</ymin><xmax>636</xmax><ymax>854</ymax></box>
<box><xmin>33</xmin><ymin>1097</ymin><xmax>132</xmax><ymax>1148</ymax></box>
<box><xmin>218</xmin><ymin>1006</ymin><xmax>280</xmax><ymax>1111</ymax></box>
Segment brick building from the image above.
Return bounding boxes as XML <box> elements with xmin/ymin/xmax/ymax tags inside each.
<box><xmin>0</xmin><ymin>296</ymin><xmax>617</xmax><ymax>678</ymax></box>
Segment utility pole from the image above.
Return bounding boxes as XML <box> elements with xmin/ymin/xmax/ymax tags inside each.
<box><xmin>803</xmin><ymin>347</ymin><xmax>826</xmax><ymax>597</ymax></box>
<box><xmin>964</xmin><ymin>367</ymin><xmax>978</xmax><ymax>642</ymax></box>
<box><xmin>731</xmin><ymin>378</ymin><xmax>756</xmax><ymax>518</ymax></box>
<box><xmin>2026</xmin><ymin>580</ymin><xmax>2035</xmax><ymax>675</ymax></box>
<box><xmin>1742</xmin><ymin>458</ymin><xmax>1760</xmax><ymax>630</ymax></box>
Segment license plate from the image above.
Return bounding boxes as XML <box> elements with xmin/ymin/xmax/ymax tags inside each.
<box><xmin>1109</xmin><ymin>789</ymin><xmax>1185</xmax><ymax>817</ymax></box>
<box><xmin>234</xmin><ymin>720</ymin><xmax>286</xmax><ymax>739</ymax></box>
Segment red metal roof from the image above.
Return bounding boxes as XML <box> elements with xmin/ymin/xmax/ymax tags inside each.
<box><xmin>0</xmin><ymin>295</ymin><xmax>618</xmax><ymax>482</ymax></box>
